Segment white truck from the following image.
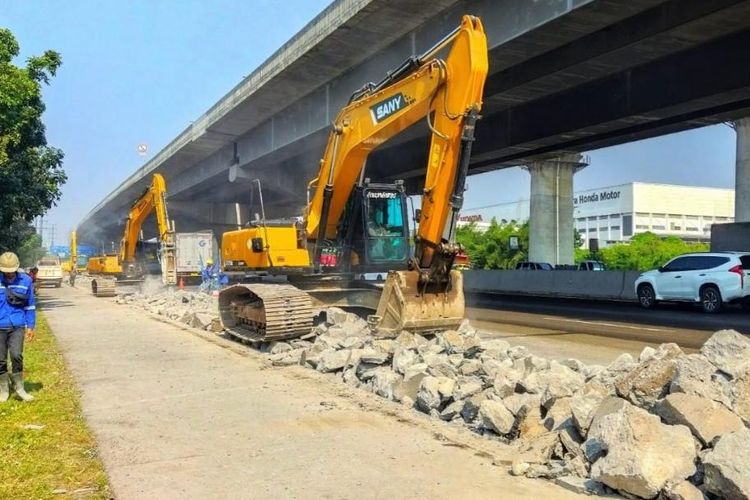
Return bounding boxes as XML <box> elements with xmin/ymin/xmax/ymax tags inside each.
<box><xmin>36</xmin><ymin>256</ymin><xmax>63</xmax><ymax>287</ymax></box>
<box><xmin>173</xmin><ymin>231</ymin><xmax>214</xmax><ymax>282</ymax></box>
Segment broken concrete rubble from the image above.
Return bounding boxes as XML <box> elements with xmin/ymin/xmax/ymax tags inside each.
<box><xmin>119</xmin><ymin>291</ymin><xmax>749</xmax><ymax>500</ymax></box>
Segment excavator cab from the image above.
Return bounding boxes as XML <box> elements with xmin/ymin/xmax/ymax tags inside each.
<box><xmin>339</xmin><ymin>181</ymin><xmax>410</xmax><ymax>273</ymax></box>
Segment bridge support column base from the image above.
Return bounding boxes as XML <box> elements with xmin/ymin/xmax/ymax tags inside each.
<box><xmin>735</xmin><ymin>118</ymin><xmax>750</xmax><ymax>222</ymax></box>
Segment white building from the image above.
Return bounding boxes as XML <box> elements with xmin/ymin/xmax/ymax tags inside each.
<box><xmin>460</xmin><ymin>182</ymin><xmax>735</xmax><ymax>246</ymax></box>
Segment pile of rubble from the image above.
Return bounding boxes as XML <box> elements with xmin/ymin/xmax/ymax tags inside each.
<box><xmin>116</xmin><ymin>289</ymin><xmax>222</xmax><ymax>332</ymax></box>
<box><xmin>117</xmin><ymin>290</ymin><xmax>750</xmax><ymax>499</ymax></box>
<box><xmin>268</xmin><ymin>310</ymin><xmax>749</xmax><ymax>499</ymax></box>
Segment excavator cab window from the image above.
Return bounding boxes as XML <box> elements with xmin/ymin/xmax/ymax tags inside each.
<box><xmin>363</xmin><ymin>189</ymin><xmax>408</xmax><ymax>264</ymax></box>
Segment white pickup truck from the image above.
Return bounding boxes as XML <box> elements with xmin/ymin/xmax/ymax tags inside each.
<box><xmin>36</xmin><ymin>256</ymin><xmax>63</xmax><ymax>288</ymax></box>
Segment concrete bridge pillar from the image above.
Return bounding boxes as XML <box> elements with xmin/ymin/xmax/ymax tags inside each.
<box><xmin>735</xmin><ymin>118</ymin><xmax>750</xmax><ymax>222</ymax></box>
<box><xmin>524</xmin><ymin>153</ymin><xmax>586</xmax><ymax>266</ymax></box>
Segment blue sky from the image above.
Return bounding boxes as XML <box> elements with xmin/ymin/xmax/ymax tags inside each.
<box><xmin>1</xmin><ymin>1</ymin><xmax>739</xmax><ymax>246</ymax></box>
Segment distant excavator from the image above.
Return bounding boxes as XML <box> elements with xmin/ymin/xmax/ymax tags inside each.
<box><xmin>87</xmin><ymin>173</ymin><xmax>177</xmax><ymax>296</ymax></box>
<box><xmin>219</xmin><ymin>15</ymin><xmax>488</xmax><ymax>341</ymax></box>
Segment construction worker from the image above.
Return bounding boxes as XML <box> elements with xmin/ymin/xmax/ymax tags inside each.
<box><xmin>0</xmin><ymin>252</ymin><xmax>35</xmax><ymax>402</ymax></box>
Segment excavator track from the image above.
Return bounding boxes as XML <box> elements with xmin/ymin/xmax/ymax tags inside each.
<box><xmin>219</xmin><ymin>284</ymin><xmax>313</xmax><ymax>342</ymax></box>
<box><xmin>91</xmin><ymin>277</ymin><xmax>117</xmax><ymax>298</ymax></box>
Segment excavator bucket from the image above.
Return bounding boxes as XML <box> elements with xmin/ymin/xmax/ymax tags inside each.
<box><xmin>373</xmin><ymin>270</ymin><xmax>465</xmax><ymax>337</ymax></box>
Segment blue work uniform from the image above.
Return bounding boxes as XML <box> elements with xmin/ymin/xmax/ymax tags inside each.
<box><xmin>0</xmin><ymin>272</ymin><xmax>35</xmax><ymax>375</ymax></box>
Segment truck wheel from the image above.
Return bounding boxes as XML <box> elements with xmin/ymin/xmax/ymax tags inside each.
<box><xmin>700</xmin><ymin>285</ymin><xmax>722</xmax><ymax>314</ymax></box>
<box><xmin>637</xmin><ymin>284</ymin><xmax>656</xmax><ymax>309</ymax></box>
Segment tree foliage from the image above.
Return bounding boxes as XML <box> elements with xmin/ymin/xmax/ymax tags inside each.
<box><xmin>576</xmin><ymin>232</ymin><xmax>710</xmax><ymax>271</ymax></box>
<box><xmin>0</xmin><ymin>28</ymin><xmax>65</xmax><ymax>250</ymax></box>
<box><xmin>456</xmin><ymin>219</ymin><xmax>529</xmax><ymax>269</ymax></box>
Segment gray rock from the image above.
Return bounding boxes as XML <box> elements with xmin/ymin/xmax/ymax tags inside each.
<box><xmin>453</xmin><ymin>376</ymin><xmax>484</xmax><ymax>400</ymax></box>
<box><xmin>702</xmin><ymin>428</ymin><xmax>750</xmax><ymax>500</ymax></box>
<box><xmin>370</xmin><ymin>368</ymin><xmax>403</xmax><ymax>401</ymax></box>
<box><xmin>360</xmin><ymin>349</ymin><xmax>390</xmax><ymax>365</ymax></box>
<box><xmin>656</xmin><ymin>393</ymin><xmax>744</xmax><ymax>447</ymax></box>
<box><xmin>670</xmin><ymin>353</ymin><xmax>733</xmax><ymax>407</ymax></box>
<box><xmin>439</xmin><ymin>400</ymin><xmax>464</xmax><ymax>421</ymax></box>
<box><xmin>480</xmin><ymin>358</ymin><xmax>514</xmax><ymax>379</ymax></box>
<box><xmin>614</xmin><ymin>343</ymin><xmax>682</xmax><ymax>409</ymax></box>
<box><xmin>639</xmin><ymin>346</ymin><xmax>657</xmax><ymax>362</ymax></box>
<box><xmin>700</xmin><ymin>329</ymin><xmax>750</xmax><ymax>378</ymax></box>
<box><xmin>460</xmin><ymin>394</ymin><xmax>486</xmax><ymax>423</ymax></box>
<box><xmin>479</xmin><ymin>399</ymin><xmax>515</xmax><ymax>435</ymax></box>
<box><xmin>570</xmin><ymin>391</ymin><xmax>605</xmax><ymax>438</ymax></box>
<box><xmin>316</xmin><ymin>349</ymin><xmax>349</xmax><ymax>373</ymax></box>
<box><xmin>559</xmin><ymin>358</ymin><xmax>586</xmax><ymax>373</ymax></box>
<box><xmin>416</xmin><ymin>376</ymin><xmax>455</xmax><ymax>412</ymax></box>
<box><xmin>508</xmin><ymin>345</ymin><xmax>529</xmax><ymax>360</ymax></box>
<box><xmin>663</xmin><ymin>480</ymin><xmax>705</xmax><ymax>500</ymax></box>
<box><xmin>731</xmin><ymin>369</ymin><xmax>750</xmax><ymax>424</ymax></box>
<box><xmin>520</xmin><ymin>362</ymin><xmax>585</xmax><ymax>408</ymax></box>
<box><xmin>585</xmin><ymin>397</ymin><xmax>696</xmax><ymax>499</ymax></box>
<box><xmin>391</xmin><ymin>347</ymin><xmax>419</xmax><ymax>375</ymax></box>
<box><xmin>478</xmin><ymin>339</ymin><xmax>510</xmax><ymax>360</ymax></box>
<box><xmin>459</xmin><ymin>359</ymin><xmax>482</xmax><ymax>376</ymax></box>
<box><xmin>269</xmin><ymin>342</ymin><xmax>293</xmax><ymax>355</ymax></box>
<box><xmin>502</xmin><ymin>393</ymin><xmax>542</xmax><ymax>417</ymax></box>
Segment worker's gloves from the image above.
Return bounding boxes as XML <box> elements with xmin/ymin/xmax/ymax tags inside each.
<box><xmin>10</xmin><ymin>373</ymin><xmax>33</xmax><ymax>401</ymax></box>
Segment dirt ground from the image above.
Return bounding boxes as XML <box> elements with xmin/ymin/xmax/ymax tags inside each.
<box><xmin>40</xmin><ymin>285</ymin><xmax>587</xmax><ymax>499</ymax></box>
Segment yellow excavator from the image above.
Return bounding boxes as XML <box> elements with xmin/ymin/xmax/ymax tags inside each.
<box><xmin>88</xmin><ymin>173</ymin><xmax>177</xmax><ymax>296</ymax></box>
<box><xmin>219</xmin><ymin>15</ymin><xmax>488</xmax><ymax>341</ymax></box>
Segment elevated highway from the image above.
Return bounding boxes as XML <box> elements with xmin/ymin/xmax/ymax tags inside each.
<box><xmin>79</xmin><ymin>0</ymin><xmax>750</xmax><ymax>246</ymax></box>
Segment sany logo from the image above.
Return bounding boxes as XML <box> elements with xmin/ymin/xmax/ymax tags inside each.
<box><xmin>198</xmin><ymin>240</ymin><xmax>207</xmax><ymax>247</ymax></box>
<box><xmin>370</xmin><ymin>93</ymin><xmax>409</xmax><ymax>124</ymax></box>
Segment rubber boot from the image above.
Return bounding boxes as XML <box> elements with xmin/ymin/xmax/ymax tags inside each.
<box><xmin>10</xmin><ymin>373</ymin><xmax>33</xmax><ymax>401</ymax></box>
<box><xmin>0</xmin><ymin>373</ymin><xmax>8</xmax><ymax>402</ymax></box>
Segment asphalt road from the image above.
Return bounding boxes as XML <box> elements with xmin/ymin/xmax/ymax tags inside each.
<box><xmin>465</xmin><ymin>292</ymin><xmax>749</xmax><ymax>351</ymax></box>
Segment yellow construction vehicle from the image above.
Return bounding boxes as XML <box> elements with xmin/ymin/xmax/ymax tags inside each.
<box><xmin>88</xmin><ymin>173</ymin><xmax>177</xmax><ymax>296</ymax></box>
<box><xmin>219</xmin><ymin>15</ymin><xmax>487</xmax><ymax>341</ymax></box>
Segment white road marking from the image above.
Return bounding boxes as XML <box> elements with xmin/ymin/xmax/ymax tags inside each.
<box><xmin>541</xmin><ymin>317</ymin><xmax>667</xmax><ymax>332</ymax></box>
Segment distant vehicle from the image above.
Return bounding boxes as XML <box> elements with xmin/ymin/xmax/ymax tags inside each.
<box><xmin>36</xmin><ymin>256</ymin><xmax>63</xmax><ymax>288</ymax></box>
<box><xmin>515</xmin><ymin>261</ymin><xmax>554</xmax><ymax>271</ymax></box>
<box><xmin>578</xmin><ymin>260</ymin><xmax>606</xmax><ymax>271</ymax></box>
<box><xmin>635</xmin><ymin>252</ymin><xmax>750</xmax><ymax>313</ymax></box>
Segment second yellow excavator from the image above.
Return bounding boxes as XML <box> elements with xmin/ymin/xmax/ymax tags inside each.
<box><xmin>88</xmin><ymin>173</ymin><xmax>177</xmax><ymax>296</ymax></box>
<box><xmin>219</xmin><ymin>15</ymin><xmax>488</xmax><ymax>341</ymax></box>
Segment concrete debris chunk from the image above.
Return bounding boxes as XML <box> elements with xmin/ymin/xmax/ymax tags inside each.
<box><xmin>325</xmin><ymin>307</ymin><xmax>349</xmax><ymax>326</ymax></box>
<box><xmin>663</xmin><ymin>480</ymin><xmax>705</xmax><ymax>500</ymax></box>
<box><xmin>453</xmin><ymin>376</ymin><xmax>484</xmax><ymax>401</ymax></box>
<box><xmin>459</xmin><ymin>359</ymin><xmax>482</xmax><ymax>376</ymax></box>
<box><xmin>516</xmin><ymin>405</ymin><xmax>547</xmax><ymax>439</ymax></box>
<box><xmin>391</xmin><ymin>347</ymin><xmax>419</xmax><ymax>375</ymax></box>
<box><xmin>639</xmin><ymin>346</ymin><xmax>657</xmax><ymax>363</ymax></box>
<box><xmin>479</xmin><ymin>399</ymin><xmax>515</xmax><ymax>435</ymax></box>
<box><xmin>521</xmin><ymin>362</ymin><xmax>585</xmax><ymax>408</ymax></box>
<box><xmin>585</xmin><ymin>397</ymin><xmax>696</xmax><ymax>499</ymax></box>
<box><xmin>480</xmin><ymin>358</ymin><xmax>513</xmax><ymax>379</ymax></box>
<box><xmin>502</xmin><ymin>393</ymin><xmax>542</xmax><ymax>417</ymax></box>
<box><xmin>359</xmin><ymin>349</ymin><xmax>390</xmax><ymax>365</ymax></box>
<box><xmin>436</xmin><ymin>329</ymin><xmax>481</xmax><ymax>357</ymax></box>
<box><xmin>394</xmin><ymin>370</ymin><xmax>428</xmax><ymax>402</ymax></box>
<box><xmin>569</xmin><ymin>392</ymin><xmax>605</xmax><ymax>438</ymax></box>
<box><xmin>370</xmin><ymin>368</ymin><xmax>403</xmax><ymax>401</ymax></box>
<box><xmin>416</xmin><ymin>376</ymin><xmax>455</xmax><ymax>412</ymax></box>
<box><xmin>702</xmin><ymin>428</ymin><xmax>750</xmax><ymax>500</ymax></box>
<box><xmin>269</xmin><ymin>342</ymin><xmax>292</xmax><ymax>355</ymax></box>
<box><xmin>439</xmin><ymin>400</ymin><xmax>465</xmax><ymax>421</ymax></box>
<box><xmin>731</xmin><ymin>369</ymin><xmax>750</xmax><ymax>424</ymax></box>
<box><xmin>478</xmin><ymin>339</ymin><xmax>510</xmax><ymax>360</ymax></box>
<box><xmin>670</xmin><ymin>353</ymin><xmax>733</xmax><ymax>407</ymax></box>
<box><xmin>316</xmin><ymin>349</ymin><xmax>349</xmax><ymax>373</ymax></box>
<box><xmin>700</xmin><ymin>329</ymin><xmax>750</xmax><ymax>378</ymax></box>
<box><xmin>559</xmin><ymin>358</ymin><xmax>586</xmax><ymax>373</ymax></box>
<box><xmin>508</xmin><ymin>345</ymin><xmax>529</xmax><ymax>360</ymax></box>
<box><xmin>460</xmin><ymin>394</ymin><xmax>486</xmax><ymax>423</ymax></box>
<box><xmin>655</xmin><ymin>393</ymin><xmax>744</xmax><ymax>447</ymax></box>
<box><xmin>614</xmin><ymin>344</ymin><xmax>682</xmax><ymax>409</ymax></box>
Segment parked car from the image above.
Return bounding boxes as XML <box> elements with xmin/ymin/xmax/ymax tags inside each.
<box><xmin>578</xmin><ymin>260</ymin><xmax>606</xmax><ymax>271</ymax></box>
<box><xmin>36</xmin><ymin>256</ymin><xmax>63</xmax><ymax>288</ymax></box>
<box><xmin>515</xmin><ymin>261</ymin><xmax>554</xmax><ymax>270</ymax></box>
<box><xmin>634</xmin><ymin>252</ymin><xmax>750</xmax><ymax>313</ymax></box>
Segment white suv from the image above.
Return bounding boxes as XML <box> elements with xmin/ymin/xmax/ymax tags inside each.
<box><xmin>635</xmin><ymin>252</ymin><xmax>750</xmax><ymax>313</ymax></box>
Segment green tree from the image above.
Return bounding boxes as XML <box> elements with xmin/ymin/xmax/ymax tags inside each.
<box><xmin>456</xmin><ymin>219</ymin><xmax>528</xmax><ymax>269</ymax></box>
<box><xmin>0</xmin><ymin>28</ymin><xmax>65</xmax><ymax>250</ymax></box>
<box><xmin>575</xmin><ymin>232</ymin><xmax>710</xmax><ymax>271</ymax></box>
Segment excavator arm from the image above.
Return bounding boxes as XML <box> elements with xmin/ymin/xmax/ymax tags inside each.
<box><xmin>118</xmin><ymin>173</ymin><xmax>177</xmax><ymax>284</ymax></box>
<box><xmin>305</xmin><ymin>15</ymin><xmax>488</xmax><ymax>264</ymax></box>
